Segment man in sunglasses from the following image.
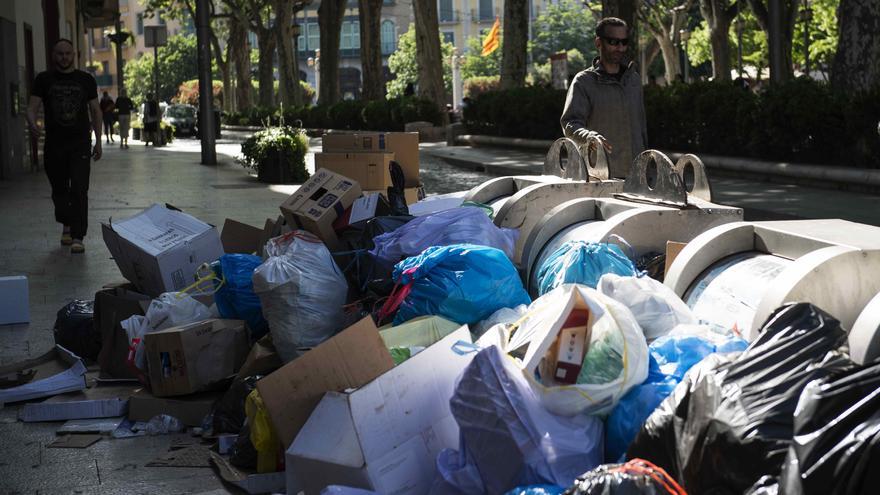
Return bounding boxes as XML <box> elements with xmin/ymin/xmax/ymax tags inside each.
<box><xmin>560</xmin><ymin>17</ymin><xmax>647</xmax><ymax>178</ymax></box>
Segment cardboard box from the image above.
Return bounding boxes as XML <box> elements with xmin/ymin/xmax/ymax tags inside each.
<box><xmin>0</xmin><ymin>346</ymin><xmax>88</xmax><ymax>405</ymax></box>
<box><xmin>286</xmin><ymin>326</ymin><xmax>474</xmax><ymax>495</ymax></box>
<box><xmin>101</xmin><ymin>204</ymin><xmax>225</xmax><ymax>296</ymax></box>
<box><xmin>95</xmin><ymin>284</ymin><xmax>152</xmax><ymax>379</ymax></box>
<box><xmin>362</xmin><ymin>185</ymin><xmax>426</xmax><ymax>206</ymax></box>
<box><xmin>221</xmin><ymin>218</ymin><xmax>265</xmax><ymax>256</ymax></box>
<box><xmin>0</xmin><ymin>275</ymin><xmax>29</xmax><ymax>325</ymax></box>
<box><xmin>348</xmin><ymin>193</ymin><xmax>393</xmax><ymax>225</ymax></box>
<box><xmin>128</xmin><ymin>388</ymin><xmax>222</xmax><ymax>426</ymax></box>
<box><xmin>20</xmin><ymin>384</ymin><xmax>137</xmax><ymax>422</ymax></box>
<box><xmin>256</xmin><ymin>316</ymin><xmax>395</xmax><ymax>450</ymax></box>
<box><xmin>322</xmin><ymin>132</ymin><xmax>419</xmax><ymax>186</ymax></box>
<box><xmin>665</xmin><ymin>241</ymin><xmax>688</xmax><ymax>278</ymax></box>
<box><xmin>315</xmin><ymin>152</ymin><xmax>394</xmax><ymax>191</ymax></box>
<box><xmin>144</xmin><ymin>319</ymin><xmax>249</xmax><ymax>397</ymax></box>
<box><xmin>279</xmin><ymin>169</ymin><xmax>362</xmax><ymax>250</ymax></box>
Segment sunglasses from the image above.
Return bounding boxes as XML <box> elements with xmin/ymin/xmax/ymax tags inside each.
<box><xmin>601</xmin><ymin>36</ymin><xmax>630</xmax><ymax>46</ymax></box>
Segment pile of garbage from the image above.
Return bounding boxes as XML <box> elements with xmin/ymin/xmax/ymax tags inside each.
<box><xmin>2</xmin><ymin>135</ymin><xmax>878</xmax><ymax>495</ymax></box>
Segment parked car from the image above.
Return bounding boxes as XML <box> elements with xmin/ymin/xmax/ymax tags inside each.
<box><xmin>163</xmin><ymin>104</ymin><xmax>197</xmax><ymax>137</ymax></box>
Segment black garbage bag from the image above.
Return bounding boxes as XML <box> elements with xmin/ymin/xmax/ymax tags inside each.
<box><xmin>53</xmin><ymin>300</ymin><xmax>100</xmax><ymax>361</ymax></box>
<box><xmin>230</xmin><ymin>420</ymin><xmax>258</xmax><ymax>469</ymax></box>
<box><xmin>627</xmin><ymin>303</ymin><xmax>854</xmax><ymax>494</ymax></box>
<box><xmin>336</xmin><ymin>215</ymin><xmax>414</xmax><ymax>298</ymax></box>
<box><xmin>564</xmin><ymin>459</ymin><xmax>687</xmax><ymax>495</ymax></box>
<box><xmin>777</xmin><ymin>359</ymin><xmax>880</xmax><ymax>495</ymax></box>
<box><xmin>386</xmin><ymin>160</ymin><xmax>410</xmax><ymax>216</ymax></box>
<box><xmin>212</xmin><ymin>375</ymin><xmax>263</xmax><ymax>435</ymax></box>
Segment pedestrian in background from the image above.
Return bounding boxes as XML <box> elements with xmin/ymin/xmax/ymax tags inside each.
<box><xmin>560</xmin><ymin>17</ymin><xmax>647</xmax><ymax>179</ymax></box>
<box><xmin>99</xmin><ymin>91</ymin><xmax>115</xmax><ymax>144</ymax></box>
<box><xmin>26</xmin><ymin>39</ymin><xmax>102</xmax><ymax>254</ymax></box>
<box><xmin>143</xmin><ymin>93</ymin><xmax>160</xmax><ymax>146</ymax></box>
<box><xmin>115</xmin><ymin>89</ymin><xmax>134</xmax><ymax>149</ymax></box>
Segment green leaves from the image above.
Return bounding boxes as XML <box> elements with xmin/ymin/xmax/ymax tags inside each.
<box><xmin>386</xmin><ymin>26</ymin><xmax>455</xmax><ymax>98</ymax></box>
<box><xmin>238</xmin><ymin>125</ymin><xmax>310</xmax><ymax>182</ymax></box>
<box><xmin>529</xmin><ymin>0</ymin><xmax>599</xmax><ymax>64</ymax></box>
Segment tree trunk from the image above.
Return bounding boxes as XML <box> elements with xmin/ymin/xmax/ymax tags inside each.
<box><xmin>256</xmin><ymin>32</ymin><xmax>276</xmax><ymax>107</ymax></box>
<box><xmin>832</xmin><ymin>0</ymin><xmax>880</xmax><ymax>92</ymax></box>
<box><xmin>275</xmin><ymin>0</ymin><xmax>301</xmax><ymax>107</ymax></box>
<box><xmin>603</xmin><ymin>0</ymin><xmax>640</xmax><ymax>68</ymax></box>
<box><xmin>700</xmin><ymin>0</ymin><xmax>736</xmax><ymax>81</ymax></box>
<box><xmin>318</xmin><ymin>0</ymin><xmax>346</xmax><ymax>105</ymax></box>
<box><xmin>657</xmin><ymin>33</ymin><xmax>680</xmax><ymax>84</ymax></box>
<box><xmin>412</xmin><ymin>0</ymin><xmax>447</xmax><ymax>123</ymax></box>
<box><xmin>229</xmin><ymin>16</ymin><xmax>253</xmax><ymax>110</ymax></box>
<box><xmin>746</xmin><ymin>0</ymin><xmax>797</xmax><ymax>82</ymax></box>
<box><xmin>208</xmin><ymin>28</ymin><xmax>231</xmax><ymax>112</ymax></box>
<box><xmin>641</xmin><ymin>38</ymin><xmax>660</xmax><ymax>83</ymax></box>
<box><xmin>358</xmin><ymin>0</ymin><xmax>384</xmax><ymax>100</ymax></box>
<box><xmin>500</xmin><ymin>0</ymin><xmax>528</xmax><ymax>89</ymax></box>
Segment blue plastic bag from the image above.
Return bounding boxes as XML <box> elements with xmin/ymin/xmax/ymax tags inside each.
<box><xmin>386</xmin><ymin>244</ymin><xmax>531</xmax><ymax>326</ymax></box>
<box><xmin>537</xmin><ymin>242</ymin><xmax>638</xmax><ymax>296</ymax></box>
<box><xmin>504</xmin><ymin>485</ymin><xmax>566</xmax><ymax>495</ymax></box>
<box><xmin>604</xmin><ymin>328</ymin><xmax>748</xmax><ymax>462</ymax></box>
<box><xmin>214</xmin><ymin>254</ymin><xmax>268</xmax><ymax>340</ymax></box>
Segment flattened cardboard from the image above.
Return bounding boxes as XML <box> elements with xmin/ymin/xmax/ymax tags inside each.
<box><xmin>286</xmin><ymin>326</ymin><xmax>474</xmax><ymax>494</ymax></box>
<box><xmin>279</xmin><ymin>169</ymin><xmax>362</xmax><ymax>250</ymax></box>
<box><xmin>362</xmin><ymin>185</ymin><xmax>426</xmax><ymax>206</ymax></box>
<box><xmin>144</xmin><ymin>319</ymin><xmax>249</xmax><ymax>397</ymax></box>
<box><xmin>315</xmin><ymin>152</ymin><xmax>394</xmax><ymax>191</ymax></box>
<box><xmin>101</xmin><ymin>204</ymin><xmax>225</xmax><ymax>296</ymax></box>
<box><xmin>128</xmin><ymin>388</ymin><xmax>222</xmax><ymax>426</ymax></box>
<box><xmin>49</xmin><ymin>434</ymin><xmax>102</xmax><ymax>449</ymax></box>
<box><xmin>322</xmin><ymin>132</ymin><xmax>420</xmax><ymax>186</ymax></box>
<box><xmin>0</xmin><ymin>275</ymin><xmax>29</xmax><ymax>325</ymax></box>
<box><xmin>665</xmin><ymin>241</ymin><xmax>688</xmax><ymax>278</ymax></box>
<box><xmin>0</xmin><ymin>346</ymin><xmax>87</xmax><ymax>405</ymax></box>
<box><xmin>95</xmin><ymin>284</ymin><xmax>151</xmax><ymax>380</ymax></box>
<box><xmin>255</xmin><ymin>316</ymin><xmax>395</xmax><ymax>449</ymax></box>
<box><xmin>20</xmin><ymin>383</ymin><xmax>137</xmax><ymax>422</ymax></box>
<box><xmin>210</xmin><ymin>451</ymin><xmax>290</xmax><ymax>494</ymax></box>
<box><xmin>221</xmin><ymin>218</ymin><xmax>265</xmax><ymax>256</ymax></box>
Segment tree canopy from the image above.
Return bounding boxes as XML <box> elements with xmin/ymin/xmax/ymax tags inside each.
<box><xmin>529</xmin><ymin>0</ymin><xmax>599</xmax><ymax>64</ymax></box>
<box><xmin>124</xmin><ymin>33</ymin><xmax>199</xmax><ymax>106</ymax></box>
<box><xmin>461</xmin><ymin>36</ymin><xmax>502</xmax><ymax>81</ymax></box>
<box><xmin>386</xmin><ymin>26</ymin><xmax>454</xmax><ymax>98</ymax></box>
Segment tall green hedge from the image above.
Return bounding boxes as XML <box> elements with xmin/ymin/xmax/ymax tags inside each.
<box><xmin>221</xmin><ymin>96</ymin><xmax>443</xmax><ymax>132</ymax></box>
<box><xmin>462</xmin><ymin>79</ymin><xmax>880</xmax><ymax>167</ymax></box>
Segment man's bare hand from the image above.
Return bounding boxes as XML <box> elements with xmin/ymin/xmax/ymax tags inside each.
<box><xmin>92</xmin><ymin>142</ymin><xmax>102</xmax><ymax>161</ymax></box>
<box><xmin>573</xmin><ymin>129</ymin><xmax>613</xmax><ymax>154</ymax></box>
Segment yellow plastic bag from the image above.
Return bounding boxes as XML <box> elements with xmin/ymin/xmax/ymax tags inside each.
<box><xmin>379</xmin><ymin>316</ymin><xmax>462</xmax><ymax>365</ymax></box>
<box><xmin>245</xmin><ymin>389</ymin><xmax>281</xmax><ymax>473</ymax></box>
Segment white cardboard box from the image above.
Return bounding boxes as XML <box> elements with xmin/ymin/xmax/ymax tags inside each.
<box><xmin>101</xmin><ymin>204</ymin><xmax>225</xmax><ymax>296</ymax></box>
<box><xmin>0</xmin><ymin>276</ymin><xmax>29</xmax><ymax>325</ymax></box>
<box><xmin>286</xmin><ymin>326</ymin><xmax>474</xmax><ymax>495</ymax></box>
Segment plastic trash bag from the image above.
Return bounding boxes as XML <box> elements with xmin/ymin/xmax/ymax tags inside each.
<box><xmin>214</xmin><ymin>254</ymin><xmax>268</xmax><ymax>340</ymax></box>
<box><xmin>564</xmin><ymin>459</ymin><xmax>687</xmax><ymax>495</ymax></box>
<box><xmin>252</xmin><ymin>231</ymin><xmax>348</xmax><ymax>363</ymax></box>
<box><xmin>627</xmin><ymin>303</ymin><xmax>854</xmax><ymax>494</ymax></box>
<box><xmin>245</xmin><ymin>388</ymin><xmax>280</xmax><ymax>473</ymax></box>
<box><xmin>472</xmin><ymin>305</ymin><xmax>529</xmax><ymax>340</ymax></box>
<box><xmin>597</xmin><ymin>274</ymin><xmax>695</xmax><ymax>341</ymax></box>
<box><xmin>489</xmin><ymin>284</ymin><xmax>648</xmax><ymax>417</ymax></box>
<box><xmin>537</xmin><ymin>242</ymin><xmax>638</xmax><ymax>296</ymax></box>
<box><xmin>505</xmin><ymin>485</ymin><xmax>565</xmax><ymax>495</ymax></box>
<box><xmin>54</xmin><ymin>300</ymin><xmax>99</xmax><ymax>361</ymax></box>
<box><xmin>777</xmin><ymin>359</ymin><xmax>880</xmax><ymax>495</ymax></box>
<box><xmin>321</xmin><ymin>487</ymin><xmax>378</xmax><ymax>495</ymax></box>
<box><xmin>381</xmin><ymin>244</ymin><xmax>530</xmax><ymax>326</ymax></box>
<box><xmin>379</xmin><ymin>316</ymin><xmax>462</xmax><ymax>365</ymax></box>
<box><xmin>604</xmin><ymin>325</ymin><xmax>748</xmax><ymax>462</ymax></box>
<box><xmin>146</xmin><ymin>414</ymin><xmax>185</xmax><ymax>435</ymax></box>
<box><xmin>370</xmin><ymin>207</ymin><xmax>519</xmax><ymax>269</ymax></box>
<box><xmin>437</xmin><ymin>346</ymin><xmax>604</xmax><ymax>494</ymax></box>
<box><xmin>122</xmin><ymin>292</ymin><xmax>213</xmax><ymax>381</ymax></box>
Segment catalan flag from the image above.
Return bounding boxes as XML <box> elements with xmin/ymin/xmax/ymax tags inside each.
<box><xmin>481</xmin><ymin>17</ymin><xmax>500</xmax><ymax>56</ymax></box>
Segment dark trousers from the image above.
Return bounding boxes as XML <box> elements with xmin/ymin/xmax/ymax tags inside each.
<box><xmin>44</xmin><ymin>139</ymin><xmax>91</xmax><ymax>239</ymax></box>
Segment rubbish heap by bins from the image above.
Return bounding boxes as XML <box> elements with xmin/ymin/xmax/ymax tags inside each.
<box><xmin>2</xmin><ymin>134</ymin><xmax>880</xmax><ymax>495</ymax></box>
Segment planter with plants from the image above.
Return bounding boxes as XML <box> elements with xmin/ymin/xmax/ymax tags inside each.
<box><xmin>238</xmin><ymin>125</ymin><xmax>310</xmax><ymax>184</ymax></box>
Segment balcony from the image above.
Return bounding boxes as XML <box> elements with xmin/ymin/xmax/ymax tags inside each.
<box><xmin>471</xmin><ymin>8</ymin><xmax>498</xmax><ymax>23</ymax></box>
<box><xmin>94</xmin><ymin>74</ymin><xmax>114</xmax><ymax>87</ymax></box>
<box><xmin>439</xmin><ymin>11</ymin><xmax>459</xmax><ymax>24</ymax></box>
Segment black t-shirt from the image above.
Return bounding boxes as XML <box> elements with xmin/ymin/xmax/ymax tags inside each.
<box><xmin>33</xmin><ymin>69</ymin><xmax>98</xmax><ymax>141</ymax></box>
<box><xmin>115</xmin><ymin>96</ymin><xmax>134</xmax><ymax>115</ymax></box>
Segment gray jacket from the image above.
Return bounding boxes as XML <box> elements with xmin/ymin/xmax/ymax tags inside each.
<box><xmin>560</xmin><ymin>59</ymin><xmax>647</xmax><ymax>178</ymax></box>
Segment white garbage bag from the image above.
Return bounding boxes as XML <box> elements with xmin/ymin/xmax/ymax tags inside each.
<box><xmin>499</xmin><ymin>284</ymin><xmax>649</xmax><ymax>417</ymax></box>
<box><xmin>252</xmin><ymin>231</ymin><xmax>348</xmax><ymax>363</ymax></box>
<box><xmin>597</xmin><ymin>274</ymin><xmax>696</xmax><ymax>341</ymax></box>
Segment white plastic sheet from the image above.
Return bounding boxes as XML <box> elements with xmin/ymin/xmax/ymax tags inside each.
<box><xmin>597</xmin><ymin>274</ymin><xmax>696</xmax><ymax>341</ymax></box>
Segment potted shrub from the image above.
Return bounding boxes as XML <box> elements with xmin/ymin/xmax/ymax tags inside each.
<box><xmin>238</xmin><ymin>125</ymin><xmax>310</xmax><ymax>184</ymax></box>
<box><xmin>131</xmin><ymin>118</ymin><xmax>143</xmax><ymax>140</ymax></box>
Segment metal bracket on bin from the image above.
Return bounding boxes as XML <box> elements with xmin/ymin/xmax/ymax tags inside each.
<box><xmin>543</xmin><ymin>137</ymin><xmax>610</xmax><ymax>182</ymax></box>
<box><xmin>673</xmin><ymin>154</ymin><xmax>713</xmax><ymax>202</ymax></box>
<box><xmin>616</xmin><ymin>150</ymin><xmax>688</xmax><ymax>208</ymax></box>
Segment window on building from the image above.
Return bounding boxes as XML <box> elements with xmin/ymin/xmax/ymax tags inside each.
<box><xmin>442</xmin><ymin>31</ymin><xmax>455</xmax><ymax>45</ymax></box>
<box><xmin>101</xmin><ymin>61</ymin><xmax>110</xmax><ymax>74</ymax></box>
<box><xmin>157</xmin><ymin>11</ymin><xmax>166</xmax><ymax>25</ymax></box>
<box><xmin>136</xmin><ymin>14</ymin><xmax>144</xmax><ymax>35</ymax></box>
<box><xmin>380</xmin><ymin>20</ymin><xmax>396</xmax><ymax>54</ymax></box>
<box><xmin>479</xmin><ymin>0</ymin><xmax>493</xmax><ymax>20</ymax></box>
<box><xmin>298</xmin><ymin>29</ymin><xmax>306</xmax><ymax>51</ymax></box>
<box><xmin>307</xmin><ymin>22</ymin><xmax>319</xmax><ymax>51</ymax></box>
<box><xmin>341</xmin><ymin>21</ymin><xmax>360</xmax><ymax>50</ymax></box>
<box><xmin>439</xmin><ymin>0</ymin><xmax>454</xmax><ymax>22</ymax></box>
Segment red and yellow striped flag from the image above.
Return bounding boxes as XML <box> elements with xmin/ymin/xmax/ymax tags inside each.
<box><xmin>481</xmin><ymin>17</ymin><xmax>500</xmax><ymax>56</ymax></box>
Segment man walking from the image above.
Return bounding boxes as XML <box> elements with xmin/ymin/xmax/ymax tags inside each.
<box><xmin>27</xmin><ymin>39</ymin><xmax>102</xmax><ymax>254</ymax></box>
<box><xmin>560</xmin><ymin>17</ymin><xmax>647</xmax><ymax>178</ymax></box>
<box><xmin>99</xmin><ymin>91</ymin><xmax>115</xmax><ymax>143</ymax></box>
<box><xmin>115</xmin><ymin>89</ymin><xmax>134</xmax><ymax>149</ymax></box>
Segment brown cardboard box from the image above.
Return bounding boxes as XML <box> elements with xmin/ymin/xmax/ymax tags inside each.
<box><xmin>315</xmin><ymin>152</ymin><xmax>394</xmax><ymax>191</ymax></box>
<box><xmin>95</xmin><ymin>284</ymin><xmax>152</xmax><ymax>379</ymax></box>
<box><xmin>144</xmin><ymin>319</ymin><xmax>249</xmax><ymax>397</ymax></box>
<box><xmin>128</xmin><ymin>388</ymin><xmax>222</xmax><ymax>426</ymax></box>
<box><xmin>322</xmin><ymin>132</ymin><xmax>419</xmax><ymax>186</ymax></box>
<box><xmin>665</xmin><ymin>241</ymin><xmax>688</xmax><ymax>278</ymax></box>
<box><xmin>279</xmin><ymin>169</ymin><xmax>362</xmax><ymax>250</ymax></box>
<box><xmin>362</xmin><ymin>184</ymin><xmax>426</xmax><ymax>206</ymax></box>
<box><xmin>221</xmin><ymin>218</ymin><xmax>264</xmax><ymax>256</ymax></box>
<box><xmin>255</xmin><ymin>316</ymin><xmax>395</xmax><ymax>448</ymax></box>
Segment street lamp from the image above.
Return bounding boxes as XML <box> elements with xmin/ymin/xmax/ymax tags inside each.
<box><xmin>679</xmin><ymin>28</ymin><xmax>691</xmax><ymax>83</ymax></box>
<box><xmin>104</xmin><ymin>18</ymin><xmax>130</xmax><ymax>96</ymax></box>
<box><xmin>800</xmin><ymin>0</ymin><xmax>812</xmax><ymax>76</ymax></box>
